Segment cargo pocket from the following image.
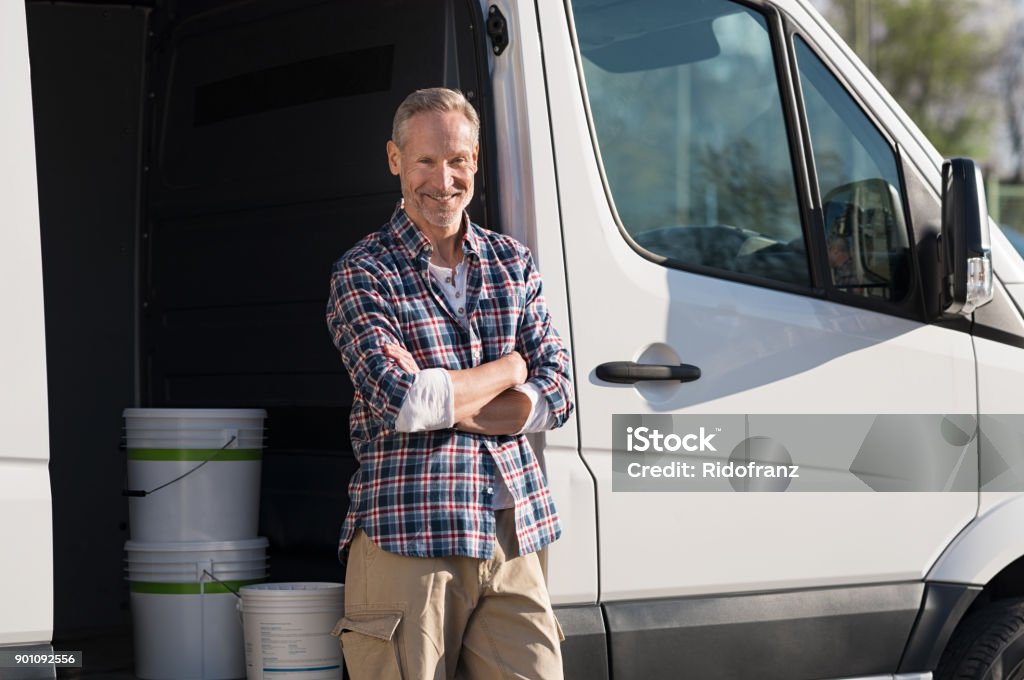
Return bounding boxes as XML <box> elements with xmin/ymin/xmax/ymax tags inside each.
<box><xmin>553</xmin><ymin>613</ymin><xmax>566</xmax><ymax>643</ymax></box>
<box><xmin>331</xmin><ymin>611</ymin><xmax>404</xmax><ymax>680</ymax></box>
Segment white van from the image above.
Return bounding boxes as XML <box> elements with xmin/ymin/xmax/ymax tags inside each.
<box><xmin>4</xmin><ymin>0</ymin><xmax>1024</xmax><ymax>678</ymax></box>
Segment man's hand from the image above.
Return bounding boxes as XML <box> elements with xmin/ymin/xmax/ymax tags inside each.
<box><xmin>453</xmin><ymin>351</ymin><xmax>531</xmax><ymax>435</ymax></box>
<box><xmin>502</xmin><ymin>350</ymin><xmax>528</xmax><ymax>386</ymax></box>
<box><xmin>383</xmin><ymin>343</ymin><xmax>420</xmax><ymax>373</ymax></box>
<box><xmin>449</xmin><ymin>350</ymin><xmax>528</xmax><ymax>425</ymax></box>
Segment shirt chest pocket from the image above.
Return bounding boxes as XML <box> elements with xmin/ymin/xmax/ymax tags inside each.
<box><xmin>396</xmin><ymin>298</ymin><xmax>461</xmax><ymax>368</ymax></box>
<box><xmin>473</xmin><ymin>295</ymin><xmax>522</xmax><ymax>358</ymax></box>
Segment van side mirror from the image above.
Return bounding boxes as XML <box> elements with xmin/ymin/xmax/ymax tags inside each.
<box><xmin>941</xmin><ymin>158</ymin><xmax>993</xmax><ymax>315</ymax></box>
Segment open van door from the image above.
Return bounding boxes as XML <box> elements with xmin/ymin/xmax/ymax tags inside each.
<box><xmin>0</xmin><ymin>0</ymin><xmax>55</xmax><ymax>656</ymax></box>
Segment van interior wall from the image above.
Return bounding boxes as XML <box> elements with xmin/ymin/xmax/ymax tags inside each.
<box><xmin>28</xmin><ymin>2</ymin><xmax>148</xmax><ymax>635</ymax></box>
<box><xmin>28</xmin><ymin>0</ymin><xmax>487</xmax><ymax>637</ymax></box>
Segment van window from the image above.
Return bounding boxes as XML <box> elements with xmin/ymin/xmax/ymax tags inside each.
<box><xmin>573</xmin><ymin>0</ymin><xmax>810</xmax><ymax>286</ymax></box>
<box><xmin>794</xmin><ymin>38</ymin><xmax>911</xmax><ymax>301</ymax></box>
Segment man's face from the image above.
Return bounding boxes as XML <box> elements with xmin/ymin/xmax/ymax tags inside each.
<box><xmin>828</xmin><ymin>239</ymin><xmax>848</xmax><ymax>267</ymax></box>
<box><xmin>387</xmin><ymin>111</ymin><xmax>479</xmax><ymax>234</ymax></box>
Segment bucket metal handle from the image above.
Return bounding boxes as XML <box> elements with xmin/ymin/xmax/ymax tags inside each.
<box><xmin>122</xmin><ymin>435</ymin><xmax>238</xmax><ymax>497</ymax></box>
<box><xmin>202</xmin><ymin>568</ymin><xmax>243</xmax><ymax>600</ymax></box>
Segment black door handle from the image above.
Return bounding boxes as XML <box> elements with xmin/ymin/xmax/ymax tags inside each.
<box><xmin>596</xmin><ymin>361</ymin><xmax>701</xmax><ymax>384</ymax></box>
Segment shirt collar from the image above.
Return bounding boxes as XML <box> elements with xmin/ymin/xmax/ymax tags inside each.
<box><xmin>388</xmin><ymin>200</ymin><xmax>482</xmax><ymax>265</ymax></box>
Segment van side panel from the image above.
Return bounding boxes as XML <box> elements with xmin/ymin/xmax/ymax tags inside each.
<box><xmin>0</xmin><ymin>0</ymin><xmax>54</xmax><ymax>645</ymax></box>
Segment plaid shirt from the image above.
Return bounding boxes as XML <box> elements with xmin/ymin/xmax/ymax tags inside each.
<box><xmin>326</xmin><ymin>204</ymin><xmax>574</xmax><ymax>559</ymax></box>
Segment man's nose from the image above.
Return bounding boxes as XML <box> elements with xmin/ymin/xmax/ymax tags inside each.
<box><xmin>433</xmin><ymin>163</ymin><xmax>456</xmax><ymax>188</ymax></box>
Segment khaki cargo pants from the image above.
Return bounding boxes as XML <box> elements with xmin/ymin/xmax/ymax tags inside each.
<box><xmin>332</xmin><ymin>510</ymin><xmax>564</xmax><ymax>680</ymax></box>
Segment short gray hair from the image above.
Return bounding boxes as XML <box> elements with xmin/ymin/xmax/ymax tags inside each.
<box><xmin>392</xmin><ymin>88</ymin><xmax>480</xmax><ymax>148</ymax></box>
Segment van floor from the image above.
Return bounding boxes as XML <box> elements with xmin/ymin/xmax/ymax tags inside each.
<box><xmin>51</xmin><ymin>626</ymin><xmax>349</xmax><ymax>679</ymax></box>
<box><xmin>53</xmin><ymin>626</ymin><xmax>135</xmax><ymax>679</ymax></box>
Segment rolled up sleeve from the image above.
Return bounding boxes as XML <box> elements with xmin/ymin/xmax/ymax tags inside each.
<box><xmin>395</xmin><ymin>368</ymin><xmax>455</xmax><ymax>432</ymax></box>
<box><xmin>326</xmin><ymin>257</ymin><xmax>414</xmax><ymax>431</ymax></box>
<box><xmin>516</xmin><ymin>251</ymin><xmax>574</xmax><ymax>429</ymax></box>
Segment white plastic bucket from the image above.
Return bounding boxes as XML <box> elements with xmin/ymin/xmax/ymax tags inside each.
<box><xmin>131</xmin><ymin>590</ymin><xmax>242</xmax><ymax>680</ymax></box>
<box><xmin>125</xmin><ymin>538</ymin><xmax>270</xmax><ymax>581</ymax></box>
<box><xmin>124</xmin><ymin>408</ymin><xmax>266</xmax><ymax>542</ymax></box>
<box><xmin>124</xmin><ymin>429</ymin><xmax>265</xmax><ymax>450</ymax></box>
<box><xmin>124</xmin><ymin>408</ymin><xmax>267</xmax><ymax>431</ymax></box>
<box><xmin>238</xmin><ymin>583</ymin><xmax>344</xmax><ymax>680</ymax></box>
<box><xmin>126</xmin><ymin>539</ymin><xmax>270</xmax><ymax>680</ymax></box>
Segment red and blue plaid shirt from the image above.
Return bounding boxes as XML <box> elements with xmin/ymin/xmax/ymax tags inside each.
<box><xmin>326</xmin><ymin>204</ymin><xmax>574</xmax><ymax>559</ymax></box>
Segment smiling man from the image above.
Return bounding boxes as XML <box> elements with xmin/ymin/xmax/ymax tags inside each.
<box><xmin>326</xmin><ymin>88</ymin><xmax>574</xmax><ymax>680</ymax></box>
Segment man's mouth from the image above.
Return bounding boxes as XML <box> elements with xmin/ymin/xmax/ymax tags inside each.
<box><xmin>425</xmin><ymin>192</ymin><xmax>460</xmax><ymax>203</ymax></box>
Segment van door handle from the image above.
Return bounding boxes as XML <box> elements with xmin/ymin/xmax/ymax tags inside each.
<box><xmin>596</xmin><ymin>361</ymin><xmax>701</xmax><ymax>384</ymax></box>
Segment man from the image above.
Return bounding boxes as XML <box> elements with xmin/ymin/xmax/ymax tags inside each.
<box><xmin>325</xmin><ymin>87</ymin><xmax>573</xmax><ymax>680</ymax></box>
<box><xmin>827</xmin><ymin>232</ymin><xmax>859</xmax><ymax>289</ymax></box>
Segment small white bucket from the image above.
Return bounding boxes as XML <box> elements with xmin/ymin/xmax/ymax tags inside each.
<box><xmin>126</xmin><ymin>539</ymin><xmax>270</xmax><ymax>680</ymax></box>
<box><xmin>124</xmin><ymin>408</ymin><xmax>266</xmax><ymax>542</ymax></box>
<box><xmin>238</xmin><ymin>583</ymin><xmax>344</xmax><ymax>680</ymax></box>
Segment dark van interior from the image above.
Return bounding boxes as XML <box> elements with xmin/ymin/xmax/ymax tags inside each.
<box><xmin>26</xmin><ymin>0</ymin><xmax>493</xmax><ymax>670</ymax></box>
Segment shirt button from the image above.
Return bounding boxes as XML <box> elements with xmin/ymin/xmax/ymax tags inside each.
<box><xmin>455</xmin><ymin>291</ymin><xmax>461</xmax><ymax>298</ymax></box>
<box><xmin>445</xmin><ymin>277</ymin><xmax>451</xmax><ymax>283</ymax></box>
<box><xmin>486</xmin><ymin>486</ymin><xmax>494</xmax><ymax>494</ymax></box>
<box><xmin>458</xmin><ymin>307</ymin><xmax>464</xmax><ymax>315</ymax></box>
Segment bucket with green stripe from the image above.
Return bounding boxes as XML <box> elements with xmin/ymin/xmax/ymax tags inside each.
<box><xmin>124</xmin><ymin>408</ymin><xmax>265</xmax><ymax>542</ymax></box>
<box><xmin>126</xmin><ymin>538</ymin><xmax>269</xmax><ymax>680</ymax></box>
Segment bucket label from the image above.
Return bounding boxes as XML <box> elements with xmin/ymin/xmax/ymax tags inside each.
<box><xmin>243</xmin><ymin>612</ymin><xmax>343</xmax><ymax>679</ymax></box>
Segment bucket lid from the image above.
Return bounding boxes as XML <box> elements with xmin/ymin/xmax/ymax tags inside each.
<box><xmin>123</xmin><ymin>408</ymin><xmax>267</xmax><ymax>419</ymax></box>
<box><xmin>240</xmin><ymin>582</ymin><xmax>343</xmax><ymax>600</ymax></box>
<box><xmin>125</xmin><ymin>537</ymin><xmax>269</xmax><ymax>553</ymax></box>
<box><xmin>124</xmin><ymin>558</ymin><xmax>269</xmax><ymax>569</ymax></box>
<box><xmin>241</xmin><ymin>582</ymin><xmax>342</xmax><ymax>592</ymax></box>
<box><xmin>123</xmin><ymin>427</ymin><xmax>266</xmax><ymax>434</ymax></box>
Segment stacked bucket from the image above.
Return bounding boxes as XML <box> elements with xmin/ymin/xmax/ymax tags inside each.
<box><xmin>123</xmin><ymin>408</ymin><xmax>269</xmax><ymax>680</ymax></box>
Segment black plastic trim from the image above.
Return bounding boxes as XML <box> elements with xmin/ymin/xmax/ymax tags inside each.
<box><xmin>783</xmin><ymin>25</ymin><xmax>924</xmax><ymax>321</ymax></box>
<box><xmin>595</xmin><ymin>361</ymin><xmax>701</xmax><ymax>384</ymax></box>
<box><xmin>779</xmin><ymin>13</ymin><xmax>827</xmax><ymax>297</ymax></box>
<box><xmin>901</xmin><ymin>150</ymin><xmax>943</xmax><ymax>320</ymax></box>
<box><xmin>554</xmin><ymin>604</ymin><xmax>609</xmax><ymax>680</ymax></box>
<box><xmin>465</xmin><ymin>0</ymin><xmax>501</xmax><ymax>234</ymax></box>
<box><xmin>604</xmin><ymin>582</ymin><xmax>924</xmax><ymax>680</ymax></box>
<box><xmin>485</xmin><ymin>5</ymin><xmax>509</xmax><ymax>56</ymax></box>
<box><xmin>898</xmin><ymin>582</ymin><xmax>981</xmax><ymax>672</ymax></box>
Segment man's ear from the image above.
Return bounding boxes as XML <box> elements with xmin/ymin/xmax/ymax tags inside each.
<box><xmin>471</xmin><ymin>142</ymin><xmax>480</xmax><ymax>170</ymax></box>
<box><xmin>387</xmin><ymin>140</ymin><xmax>401</xmax><ymax>176</ymax></box>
